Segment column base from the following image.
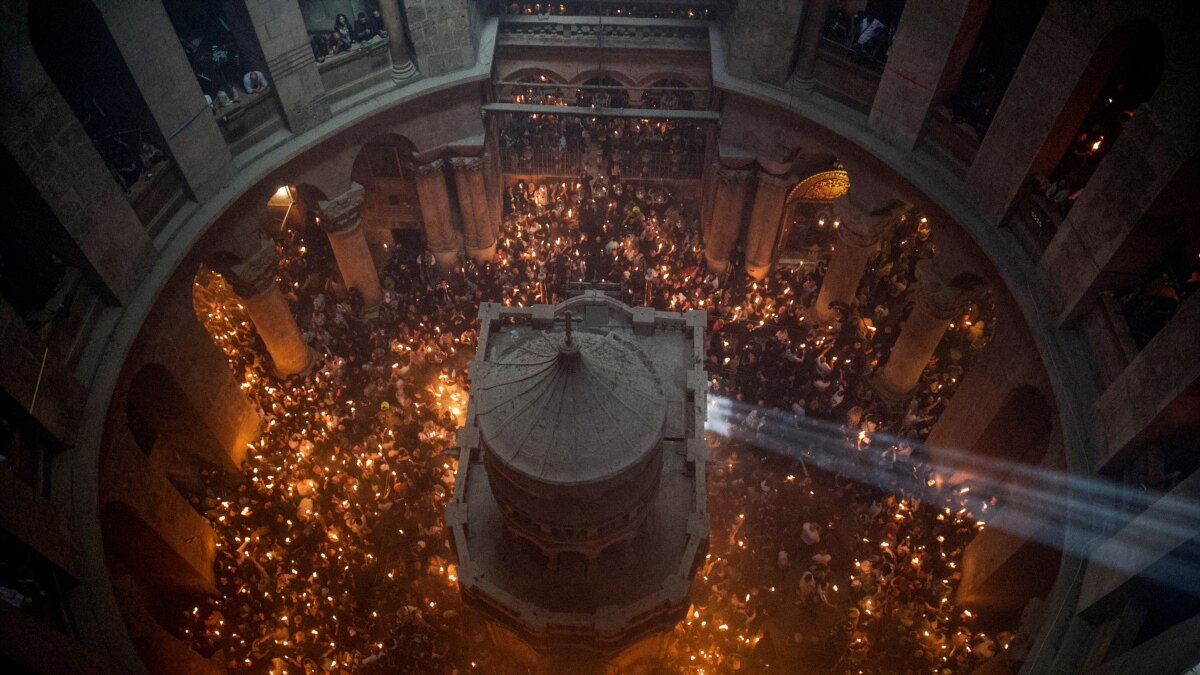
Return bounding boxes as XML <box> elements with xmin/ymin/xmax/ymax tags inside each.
<box><xmin>271</xmin><ymin>346</ymin><xmax>320</xmax><ymax>381</ymax></box>
<box><xmin>704</xmin><ymin>252</ymin><xmax>731</xmax><ymax>276</ymax></box>
<box><xmin>466</xmin><ymin>242</ymin><xmax>497</xmax><ymax>264</ymax></box>
<box><xmin>391</xmin><ymin>59</ymin><xmax>418</xmax><ymax>84</ymax></box>
<box><xmin>361</xmin><ymin>298</ymin><xmax>383</xmax><ymax>320</ymax></box>
<box><xmin>744</xmin><ymin>261</ymin><xmax>771</xmax><ymax>281</ymax></box>
<box><xmin>431</xmin><ymin>248</ymin><xmax>460</xmax><ymax>274</ymax></box>
<box><xmin>811</xmin><ymin>296</ymin><xmax>841</xmax><ymax>325</ymax></box>
<box><xmin>870</xmin><ymin>372</ymin><xmax>917</xmax><ymax>408</ymax></box>
<box><xmin>787</xmin><ymin>74</ymin><xmax>817</xmax><ymax>95</ymax></box>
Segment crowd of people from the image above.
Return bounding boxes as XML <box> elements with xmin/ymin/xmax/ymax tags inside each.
<box><xmin>178</xmin><ymin>113</ymin><xmax>1009</xmax><ymax>672</ymax></box>
<box><xmin>500</xmin><ymin>114</ymin><xmax>706</xmax><ymax>178</ymax></box>
<box><xmin>310</xmin><ymin>11</ymin><xmax>389</xmax><ymax>63</ymax></box>
<box><xmin>822</xmin><ymin>6</ymin><xmax>899</xmax><ymax>68</ymax></box>
<box><xmin>1113</xmin><ymin>251</ymin><xmax>1200</xmax><ymax>349</ymax></box>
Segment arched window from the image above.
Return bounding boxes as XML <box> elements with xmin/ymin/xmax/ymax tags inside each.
<box><xmin>29</xmin><ymin>0</ymin><xmax>174</xmax><ymax>205</ymax></box>
<box><xmin>643</xmin><ymin>78</ymin><xmax>695</xmax><ymax>110</ymax></box>
<box><xmin>577</xmin><ymin>76</ymin><xmax>629</xmax><ymax>109</ymax></box>
<box><xmin>351</xmin><ymin>135</ymin><xmax>425</xmax><ymax>249</ymax></box>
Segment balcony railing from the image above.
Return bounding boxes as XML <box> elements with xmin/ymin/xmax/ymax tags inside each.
<box><xmin>497</xmin><ymin>15</ymin><xmax>710</xmax><ymax>50</ymax></box>
<box><xmin>489</xmin><ymin>0</ymin><xmax>723</xmax><ymax>20</ymax></box>
<box><xmin>501</xmin><ymin>147</ymin><xmax>703</xmax><ymax>179</ymax></box>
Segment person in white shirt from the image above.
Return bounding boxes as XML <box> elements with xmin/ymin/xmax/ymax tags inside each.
<box><xmin>243</xmin><ymin>70</ymin><xmax>269</xmax><ymax>94</ymax></box>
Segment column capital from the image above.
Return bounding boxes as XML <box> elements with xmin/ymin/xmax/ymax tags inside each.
<box><xmin>317</xmin><ymin>183</ymin><xmax>365</xmax><ymax>235</ymax></box>
<box><xmin>717</xmin><ymin>166</ymin><xmax>755</xmax><ymax>187</ymax></box>
<box><xmin>914</xmin><ymin>258</ymin><xmax>977</xmax><ymax>320</ymax></box>
<box><xmin>449</xmin><ymin>154</ymin><xmax>487</xmax><ymax>174</ymax></box>
<box><xmin>229</xmin><ymin>239</ymin><xmax>279</xmax><ymax>297</ymax></box>
<box><xmin>414</xmin><ymin>158</ymin><xmax>446</xmax><ymax>177</ymax></box>
<box><xmin>835</xmin><ymin>204</ymin><xmax>888</xmax><ymax>249</ymax></box>
<box><xmin>756</xmin><ymin>171</ymin><xmax>794</xmax><ymax>194</ymax></box>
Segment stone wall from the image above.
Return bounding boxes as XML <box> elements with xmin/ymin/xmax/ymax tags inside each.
<box><xmin>406</xmin><ymin>0</ymin><xmax>480</xmax><ymax>76</ymax></box>
<box><xmin>723</xmin><ymin>0</ymin><xmax>805</xmax><ymax>85</ymax></box>
<box><xmin>298</xmin><ymin>0</ymin><xmax>372</xmax><ymax>33</ymax></box>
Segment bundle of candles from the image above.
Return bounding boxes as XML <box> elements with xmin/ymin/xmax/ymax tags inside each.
<box><xmin>183</xmin><ymin>172</ymin><xmax>1001</xmax><ymax>674</ymax></box>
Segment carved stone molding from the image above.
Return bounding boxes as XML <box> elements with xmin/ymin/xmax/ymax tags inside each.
<box><xmin>450</xmin><ymin>155</ymin><xmax>487</xmax><ymax>174</ymax></box>
<box><xmin>717</xmin><ymin>166</ymin><xmax>754</xmax><ymax>187</ymax></box>
<box><xmin>914</xmin><ymin>258</ymin><xmax>977</xmax><ymax>320</ymax></box>
<box><xmin>413</xmin><ymin>158</ymin><xmax>446</xmax><ymax>178</ymax></box>
<box><xmin>756</xmin><ymin>171</ymin><xmax>794</xmax><ymax>195</ymax></box>
<box><xmin>836</xmin><ymin>205</ymin><xmax>887</xmax><ymax>249</ymax></box>
<box><xmin>230</xmin><ymin>239</ymin><xmax>280</xmax><ymax>297</ymax></box>
<box><xmin>317</xmin><ymin>183</ymin><xmax>365</xmax><ymax>235</ymax></box>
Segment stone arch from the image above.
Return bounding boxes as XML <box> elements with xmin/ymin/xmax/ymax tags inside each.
<box><xmin>499</xmin><ymin>66</ymin><xmax>569</xmax><ymax>84</ymax></box>
<box><xmin>99</xmin><ymin>500</ymin><xmax>216</xmax><ymax>598</ymax></box>
<box><xmin>498</xmin><ymin>67</ymin><xmax>569</xmax><ymax>105</ymax></box>
<box><xmin>639</xmin><ymin>76</ymin><xmax>701</xmax><ymax>110</ymax></box>
<box><xmin>634</xmin><ymin>72</ymin><xmax>704</xmax><ymax>91</ymax></box>
<box><xmin>349</xmin><ymin>134</ymin><xmax>426</xmax><ymax>253</ymax></box>
<box><xmin>568</xmin><ymin>69</ymin><xmax>637</xmax><ymax>89</ymax></box>
<box><xmin>569</xmin><ymin>71</ymin><xmax>634</xmax><ymax>108</ymax></box>
<box><xmin>954</xmin><ymin>385</ymin><xmax>1061</xmax><ymax>623</ymax></box>
<box><xmin>972</xmin><ymin>384</ymin><xmax>1054</xmax><ymax>468</ymax></box>
<box><xmin>125</xmin><ymin>365</ymin><xmax>189</xmax><ymax>456</ymax></box>
<box><xmin>124</xmin><ymin>363</ymin><xmax>239</xmax><ymax>477</ymax></box>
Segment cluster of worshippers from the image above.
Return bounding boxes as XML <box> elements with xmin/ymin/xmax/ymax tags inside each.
<box><xmin>176</xmin><ymin>114</ymin><xmax>1014</xmax><ymax>673</ymax></box>
<box><xmin>310</xmin><ymin>11</ymin><xmax>389</xmax><ymax>63</ymax></box>
<box><xmin>500</xmin><ymin>114</ymin><xmax>706</xmax><ymax>179</ymax></box>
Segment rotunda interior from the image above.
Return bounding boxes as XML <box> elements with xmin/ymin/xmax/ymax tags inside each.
<box><xmin>0</xmin><ymin>1</ymin><xmax>1198</xmax><ymax>675</ymax></box>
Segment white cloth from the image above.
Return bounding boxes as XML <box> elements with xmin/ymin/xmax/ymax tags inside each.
<box><xmin>858</xmin><ymin>18</ymin><xmax>885</xmax><ymax>45</ymax></box>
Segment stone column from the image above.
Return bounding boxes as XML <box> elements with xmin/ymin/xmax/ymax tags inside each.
<box><xmin>242</xmin><ymin>0</ymin><xmax>332</xmax><ymax>133</ymax></box>
<box><xmin>318</xmin><ymin>183</ymin><xmax>383</xmax><ymax>316</ymax></box>
<box><xmin>788</xmin><ymin>0</ymin><xmax>832</xmax><ymax>94</ymax></box>
<box><xmin>867</xmin><ymin>0</ymin><xmax>990</xmax><ymax>150</ymax></box>
<box><xmin>724</xmin><ymin>0</ymin><xmax>806</xmax><ymax>85</ymax></box>
<box><xmin>95</xmin><ymin>0</ymin><xmax>233</xmax><ymax>200</ymax></box>
<box><xmin>413</xmin><ymin>159</ymin><xmax>462</xmax><ymax>270</ymax></box>
<box><xmin>744</xmin><ymin>171</ymin><xmax>793</xmax><ymax>280</ymax></box>
<box><xmin>483</xmin><ymin>147</ymin><xmax>504</xmax><ymax>235</ymax></box>
<box><xmin>229</xmin><ymin>241</ymin><xmax>316</xmax><ymax>377</ymax></box>
<box><xmin>451</xmin><ymin>155</ymin><xmax>498</xmax><ymax>262</ymax></box>
<box><xmin>813</xmin><ymin>206</ymin><xmax>887</xmax><ymax>323</ymax></box>
<box><xmin>378</xmin><ymin>0</ymin><xmax>418</xmax><ymax>83</ymax></box>
<box><xmin>873</xmin><ymin>259</ymin><xmax>974</xmax><ymax>403</ymax></box>
<box><xmin>703</xmin><ymin>166</ymin><xmax>754</xmax><ymax>274</ymax></box>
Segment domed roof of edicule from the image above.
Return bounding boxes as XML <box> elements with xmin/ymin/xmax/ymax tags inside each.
<box><xmin>474</xmin><ymin>328</ymin><xmax>666</xmax><ymax>486</ymax></box>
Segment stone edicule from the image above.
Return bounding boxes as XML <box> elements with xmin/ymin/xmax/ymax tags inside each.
<box><xmin>446</xmin><ymin>291</ymin><xmax>710</xmax><ymax>657</ymax></box>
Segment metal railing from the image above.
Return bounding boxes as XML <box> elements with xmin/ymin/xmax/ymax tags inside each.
<box><xmin>497</xmin><ymin>15</ymin><xmax>710</xmax><ymax>50</ymax></box>
<box><xmin>500</xmin><ymin>148</ymin><xmax>704</xmax><ymax>179</ymax></box>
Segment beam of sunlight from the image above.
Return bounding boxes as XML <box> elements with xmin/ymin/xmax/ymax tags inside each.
<box><xmin>705</xmin><ymin>395</ymin><xmax>1200</xmax><ymax>598</ymax></box>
